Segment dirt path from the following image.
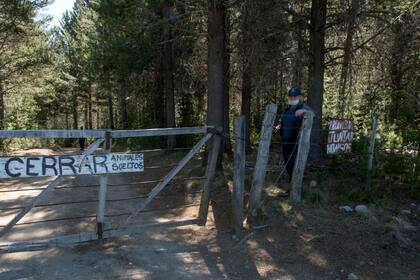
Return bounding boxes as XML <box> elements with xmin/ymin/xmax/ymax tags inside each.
<box><xmin>0</xmin><ymin>149</ymin><xmax>419</xmax><ymax>279</ymax></box>
<box><xmin>1</xmin><ymin>204</ymin><xmax>418</xmax><ymax>280</ymax></box>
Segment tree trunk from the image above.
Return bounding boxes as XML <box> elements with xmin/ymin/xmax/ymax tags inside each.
<box><xmin>307</xmin><ymin>0</ymin><xmax>327</xmax><ymax>162</ymax></box>
<box><xmin>293</xmin><ymin>10</ymin><xmax>305</xmax><ymax>88</ymax></box>
<box><xmin>223</xmin><ymin>6</ymin><xmax>232</xmax><ymax>154</ymax></box>
<box><xmin>72</xmin><ymin>90</ymin><xmax>78</xmax><ymax>129</ymax></box>
<box><xmin>103</xmin><ymin>71</ymin><xmax>114</xmax><ymax>129</ymax></box>
<box><xmin>240</xmin><ymin>0</ymin><xmax>254</xmax><ymax>152</ymax></box>
<box><xmin>154</xmin><ymin>59</ymin><xmax>165</xmax><ymax>129</ymax></box>
<box><xmin>415</xmin><ymin>143</ymin><xmax>420</xmax><ymax>183</ymax></box>
<box><xmin>94</xmin><ymin>103</ymin><xmax>99</xmax><ymax>129</ymax></box>
<box><xmin>84</xmin><ymin>100</ymin><xmax>88</xmax><ymax>129</ymax></box>
<box><xmin>255</xmin><ymin>91</ymin><xmax>261</xmax><ymax>131</ymax></box>
<box><xmin>338</xmin><ymin>0</ymin><xmax>360</xmax><ymax>114</ymax></box>
<box><xmin>207</xmin><ymin>0</ymin><xmax>226</xmax><ymax>134</ymax></box>
<box><xmin>241</xmin><ymin>68</ymin><xmax>252</xmax><ymax>152</ymax></box>
<box><xmin>88</xmin><ymin>83</ymin><xmax>93</xmax><ymax>129</ymax></box>
<box><xmin>162</xmin><ymin>0</ymin><xmax>176</xmax><ymax>148</ymax></box>
<box><xmin>389</xmin><ymin>21</ymin><xmax>405</xmax><ymax>120</ymax></box>
<box><xmin>65</xmin><ymin>110</ymin><xmax>69</xmax><ymax>130</ymax></box>
<box><xmin>108</xmin><ymin>93</ymin><xmax>114</xmax><ymax>129</ymax></box>
<box><xmin>279</xmin><ymin>67</ymin><xmax>284</xmax><ymax>102</ymax></box>
<box><xmin>0</xmin><ymin>81</ymin><xmax>4</xmax><ymax>149</ymax></box>
<box><xmin>118</xmin><ymin>75</ymin><xmax>129</xmax><ymax>129</ymax></box>
<box><xmin>0</xmin><ymin>80</ymin><xmax>4</xmax><ymax>131</ymax></box>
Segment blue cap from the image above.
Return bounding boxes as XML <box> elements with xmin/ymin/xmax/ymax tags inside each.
<box><xmin>288</xmin><ymin>87</ymin><xmax>302</xmax><ymax>96</ymax></box>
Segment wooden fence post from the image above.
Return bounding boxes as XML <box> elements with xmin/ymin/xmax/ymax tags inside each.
<box><xmin>198</xmin><ymin>129</ymin><xmax>222</xmax><ymax>225</ymax></box>
<box><xmin>290</xmin><ymin>111</ymin><xmax>314</xmax><ymax>203</ymax></box>
<box><xmin>365</xmin><ymin>114</ymin><xmax>377</xmax><ymax>192</ymax></box>
<box><xmin>233</xmin><ymin>116</ymin><xmax>245</xmax><ymax>236</ymax></box>
<box><xmin>248</xmin><ymin>104</ymin><xmax>278</xmax><ymax>222</ymax></box>
<box><xmin>97</xmin><ymin>131</ymin><xmax>111</xmax><ymax>239</ymax></box>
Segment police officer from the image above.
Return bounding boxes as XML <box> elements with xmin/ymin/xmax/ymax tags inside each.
<box><xmin>275</xmin><ymin>87</ymin><xmax>311</xmax><ymax>196</ymax></box>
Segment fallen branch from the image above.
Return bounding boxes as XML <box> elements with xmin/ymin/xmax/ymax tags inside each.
<box><xmin>232</xmin><ymin>231</ymin><xmax>255</xmax><ymax>249</ymax></box>
<box><xmin>252</xmin><ymin>224</ymin><xmax>269</xmax><ymax>230</ymax></box>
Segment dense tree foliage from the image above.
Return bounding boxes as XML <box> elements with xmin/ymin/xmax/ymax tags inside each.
<box><xmin>0</xmin><ymin>0</ymin><xmax>51</xmax><ymax>130</ymax></box>
<box><xmin>0</xmin><ymin>0</ymin><xmax>418</xmax><ymax>182</ymax></box>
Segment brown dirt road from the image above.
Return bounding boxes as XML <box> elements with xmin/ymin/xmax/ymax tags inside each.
<box><xmin>0</xmin><ymin>149</ymin><xmax>418</xmax><ymax>279</ymax></box>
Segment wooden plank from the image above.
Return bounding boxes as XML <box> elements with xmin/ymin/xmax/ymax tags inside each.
<box><xmin>121</xmin><ymin>133</ymin><xmax>213</xmax><ymax>227</ymax></box>
<box><xmin>365</xmin><ymin>114</ymin><xmax>377</xmax><ymax>191</ymax></box>
<box><xmin>0</xmin><ymin>219</ymin><xmax>199</xmax><ymax>254</ymax></box>
<box><xmin>290</xmin><ymin>111</ymin><xmax>315</xmax><ymax>202</ymax></box>
<box><xmin>233</xmin><ymin>116</ymin><xmax>245</xmax><ymax>236</ymax></box>
<box><xmin>367</xmin><ymin>115</ymin><xmax>377</xmax><ymax>171</ymax></box>
<box><xmin>0</xmin><ymin>126</ymin><xmax>211</xmax><ymax>139</ymax></box>
<box><xmin>0</xmin><ymin>176</ymin><xmax>206</xmax><ymax>193</ymax></box>
<box><xmin>0</xmin><ymin>176</ymin><xmax>63</xmax><ymax>239</ymax></box>
<box><xmin>0</xmin><ymin>203</ymin><xmax>201</xmax><ymax>228</ymax></box>
<box><xmin>105</xmin><ymin>219</ymin><xmax>199</xmax><ymax>239</ymax></box>
<box><xmin>248</xmin><ymin>104</ymin><xmax>278</xmax><ymax>221</ymax></box>
<box><xmin>0</xmin><ymin>192</ymin><xmax>203</xmax><ymax>213</ymax></box>
<box><xmin>0</xmin><ymin>130</ymin><xmax>105</xmax><ymax>139</ymax></box>
<box><xmin>198</xmin><ymin>133</ymin><xmax>222</xmax><ymax>225</ymax></box>
<box><xmin>111</xmin><ymin>126</ymin><xmax>211</xmax><ymax>138</ymax></box>
<box><xmin>97</xmin><ymin>131</ymin><xmax>111</xmax><ymax>239</ymax></box>
<box><xmin>0</xmin><ymin>232</ymin><xmax>98</xmax><ymax>253</ymax></box>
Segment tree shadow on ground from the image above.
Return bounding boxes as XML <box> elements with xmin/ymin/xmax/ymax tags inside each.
<box><xmin>0</xmin><ymin>151</ymin><xmax>418</xmax><ymax>279</ymax></box>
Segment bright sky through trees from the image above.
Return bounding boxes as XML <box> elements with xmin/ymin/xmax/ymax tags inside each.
<box><xmin>44</xmin><ymin>0</ymin><xmax>76</xmax><ymax>26</ymax></box>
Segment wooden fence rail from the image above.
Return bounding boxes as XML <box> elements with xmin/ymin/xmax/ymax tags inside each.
<box><xmin>0</xmin><ymin>126</ymin><xmax>212</xmax><ymax>139</ymax></box>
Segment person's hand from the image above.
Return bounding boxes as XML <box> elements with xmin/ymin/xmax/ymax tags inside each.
<box><xmin>295</xmin><ymin>109</ymin><xmax>306</xmax><ymax>117</ymax></box>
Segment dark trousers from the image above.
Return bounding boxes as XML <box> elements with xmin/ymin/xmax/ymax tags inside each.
<box><xmin>282</xmin><ymin>141</ymin><xmax>298</xmax><ymax>182</ymax></box>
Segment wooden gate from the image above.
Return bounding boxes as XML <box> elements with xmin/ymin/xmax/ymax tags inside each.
<box><xmin>0</xmin><ymin>127</ymin><xmax>221</xmax><ymax>253</ymax></box>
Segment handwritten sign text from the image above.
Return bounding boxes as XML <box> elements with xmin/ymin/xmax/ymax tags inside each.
<box><xmin>327</xmin><ymin>119</ymin><xmax>353</xmax><ymax>155</ymax></box>
<box><xmin>0</xmin><ymin>153</ymin><xmax>144</xmax><ymax>179</ymax></box>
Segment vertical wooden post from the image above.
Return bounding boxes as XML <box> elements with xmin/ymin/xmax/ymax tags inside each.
<box><xmin>290</xmin><ymin>111</ymin><xmax>314</xmax><ymax>203</ymax></box>
<box><xmin>198</xmin><ymin>130</ymin><xmax>222</xmax><ymax>225</ymax></box>
<box><xmin>249</xmin><ymin>104</ymin><xmax>278</xmax><ymax>222</ymax></box>
<box><xmin>97</xmin><ymin>131</ymin><xmax>111</xmax><ymax>239</ymax></box>
<box><xmin>233</xmin><ymin>116</ymin><xmax>245</xmax><ymax>236</ymax></box>
<box><xmin>365</xmin><ymin>114</ymin><xmax>377</xmax><ymax>192</ymax></box>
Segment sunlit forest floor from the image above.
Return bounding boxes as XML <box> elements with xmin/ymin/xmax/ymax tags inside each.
<box><xmin>0</xmin><ymin>148</ymin><xmax>418</xmax><ymax>279</ymax></box>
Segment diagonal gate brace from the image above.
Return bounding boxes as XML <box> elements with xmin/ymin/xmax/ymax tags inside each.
<box><xmin>0</xmin><ymin>176</ymin><xmax>63</xmax><ymax>239</ymax></box>
<box><xmin>120</xmin><ymin>132</ymin><xmax>214</xmax><ymax>227</ymax></box>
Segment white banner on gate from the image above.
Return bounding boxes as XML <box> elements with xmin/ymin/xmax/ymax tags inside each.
<box><xmin>0</xmin><ymin>153</ymin><xmax>144</xmax><ymax>179</ymax></box>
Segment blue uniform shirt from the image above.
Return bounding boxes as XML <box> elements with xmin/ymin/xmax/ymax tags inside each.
<box><xmin>280</xmin><ymin>103</ymin><xmax>311</xmax><ymax>141</ymax></box>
